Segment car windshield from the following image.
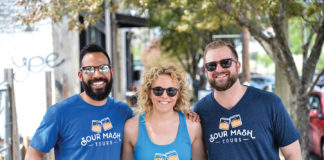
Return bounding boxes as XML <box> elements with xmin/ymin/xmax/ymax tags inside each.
<box><xmin>249</xmin><ymin>75</ymin><xmax>275</xmax><ymax>92</ymax></box>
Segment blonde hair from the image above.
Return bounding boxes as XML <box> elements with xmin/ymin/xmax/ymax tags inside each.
<box><xmin>137</xmin><ymin>65</ymin><xmax>191</xmax><ymax>115</ymax></box>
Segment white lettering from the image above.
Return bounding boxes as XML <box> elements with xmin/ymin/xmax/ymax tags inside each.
<box><xmin>209</xmin><ymin>131</ymin><xmax>228</xmax><ymax>142</ymax></box>
<box><xmin>81</xmin><ymin>137</ymin><xmax>87</xmax><ymax>146</ymax></box>
<box><xmin>247</xmin><ymin>130</ymin><xmax>256</xmax><ymax>139</ymax></box>
<box><xmin>103</xmin><ymin>133</ymin><xmax>109</xmax><ymax>139</ymax></box>
<box><xmin>231</xmin><ymin>130</ymin><xmax>236</xmax><ymax>136</ymax></box>
<box><xmin>242</xmin><ymin>129</ymin><xmax>247</xmax><ymax>136</ymax></box>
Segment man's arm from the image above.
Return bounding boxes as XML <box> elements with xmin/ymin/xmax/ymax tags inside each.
<box><xmin>280</xmin><ymin>140</ymin><xmax>302</xmax><ymax>160</ymax></box>
<box><xmin>25</xmin><ymin>146</ymin><xmax>46</xmax><ymax>160</ymax></box>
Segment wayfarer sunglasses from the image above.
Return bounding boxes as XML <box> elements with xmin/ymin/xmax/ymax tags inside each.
<box><xmin>205</xmin><ymin>58</ymin><xmax>238</xmax><ymax>72</ymax></box>
<box><xmin>152</xmin><ymin>87</ymin><xmax>179</xmax><ymax>97</ymax></box>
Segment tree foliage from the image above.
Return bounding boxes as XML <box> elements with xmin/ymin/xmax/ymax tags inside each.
<box><xmin>16</xmin><ymin>0</ymin><xmax>108</xmax><ymax>31</ymax></box>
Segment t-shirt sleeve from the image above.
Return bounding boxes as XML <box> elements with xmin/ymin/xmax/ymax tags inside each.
<box><xmin>273</xmin><ymin>97</ymin><xmax>301</xmax><ymax>147</ymax></box>
<box><xmin>119</xmin><ymin>102</ymin><xmax>134</xmax><ymax>120</ymax></box>
<box><xmin>193</xmin><ymin>104</ymin><xmax>198</xmax><ymax>112</ymax></box>
<box><xmin>126</xmin><ymin>105</ymin><xmax>134</xmax><ymax>119</ymax></box>
<box><xmin>193</xmin><ymin>100</ymin><xmax>202</xmax><ymax>114</ymax></box>
<box><xmin>30</xmin><ymin>106</ymin><xmax>60</xmax><ymax>153</ymax></box>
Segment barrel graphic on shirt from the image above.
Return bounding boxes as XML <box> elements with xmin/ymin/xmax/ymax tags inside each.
<box><xmin>219</xmin><ymin>117</ymin><xmax>230</xmax><ymax>130</ymax></box>
<box><xmin>102</xmin><ymin>117</ymin><xmax>113</xmax><ymax>131</ymax></box>
<box><xmin>154</xmin><ymin>153</ymin><xmax>166</xmax><ymax>160</ymax></box>
<box><xmin>166</xmin><ymin>151</ymin><xmax>179</xmax><ymax>160</ymax></box>
<box><xmin>92</xmin><ymin>120</ymin><xmax>102</xmax><ymax>133</ymax></box>
<box><xmin>91</xmin><ymin>117</ymin><xmax>113</xmax><ymax>133</ymax></box>
<box><xmin>230</xmin><ymin>114</ymin><xmax>242</xmax><ymax>128</ymax></box>
<box><xmin>219</xmin><ymin>114</ymin><xmax>243</xmax><ymax>130</ymax></box>
<box><xmin>154</xmin><ymin>151</ymin><xmax>178</xmax><ymax>160</ymax></box>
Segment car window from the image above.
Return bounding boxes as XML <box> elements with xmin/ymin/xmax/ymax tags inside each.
<box><xmin>249</xmin><ymin>76</ymin><xmax>275</xmax><ymax>92</ymax></box>
<box><xmin>309</xmin><ymin>94</ymin><xmax>321</xmax><ymax>113</ymax></box>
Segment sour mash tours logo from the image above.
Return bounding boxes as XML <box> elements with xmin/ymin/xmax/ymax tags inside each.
<box><xmin>210</xmin><ymin>114</ymin><xmax>256</xmax><ymax>144</ymax></box>
<box><xmin>81</xmin><ymin>117</ymin><xmax>122</xmax><ymax>147</ymax></box>
<box><xmin>154</xmin><ymin>151</ymin><xmax>179</xmax><ymax>160</ymax></box>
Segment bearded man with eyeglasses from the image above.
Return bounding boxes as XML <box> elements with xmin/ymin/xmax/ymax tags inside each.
<box><xmin>25</xmin><ymin>44</ymin><xmax>134</xmax><ymax>160</ymax></box>
<box><xmin>194</xmin><ymin>40</ymin><xmax>302</xmax><ymax>160</ymax></box>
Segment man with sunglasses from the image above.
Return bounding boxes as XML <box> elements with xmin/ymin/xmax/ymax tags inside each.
<box><xmin>25</xmin><ymin>44</ymin><xmax>134</xmax><ymax>160</ymax></box>
<box><xmin>194</xmin><ymin>40</ymin><xmax>301</xmax><ymax>160</ymax></box>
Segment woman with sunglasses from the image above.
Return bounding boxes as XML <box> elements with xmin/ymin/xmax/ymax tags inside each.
<box><xmin>122</xmin><ymin>65</ymin><xmax>206</xmax><ymax>160</ymax></box>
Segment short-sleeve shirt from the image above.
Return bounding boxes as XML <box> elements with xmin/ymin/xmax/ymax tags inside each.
<box><xmin>30</xmin><ymin>95</ymin><xmax>134</xmax><ymax>160</ymax></box>
<box><xmin>194</xmin><ymin>87</ymin><xmax>300</xmax><ymax>160</ymax></box>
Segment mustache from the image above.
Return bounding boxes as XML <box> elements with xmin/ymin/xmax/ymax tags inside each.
<box><xmin>212</xmin><ymin>71</ymin><xmax>229</xmax><ymax>77</ymax></box>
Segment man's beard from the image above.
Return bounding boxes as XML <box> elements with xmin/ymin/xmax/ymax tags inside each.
<box><xmin>81</xmin><ymin>74</ymin><xmax>113</xmax><ymax>101</ymax></box>
<box><xmin>208</xmin><ymin>70</ymin><xmax>238</xmax><ymax>91</ymax></box>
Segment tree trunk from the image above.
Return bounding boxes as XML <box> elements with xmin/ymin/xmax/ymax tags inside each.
<box><xmin>275</xmin><ymin>67</ymin><xmax>292</xmax><ymax>111</ymax></box>
<box><xmin>275</xmin><ymin>18</ymin><xmax>292</xmax><ymax>116</ymax></box>
<box><xmin>294</xmin><ymin>94</ymin><xmax>310</xmax><ymax>158</ymax></box>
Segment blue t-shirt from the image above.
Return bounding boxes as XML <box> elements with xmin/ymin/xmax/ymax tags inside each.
<box><xmin>30</xmin><ymin>94</ymin><xmax>134</xmax><ymax>160</ymax></box>
<box><xmin>134</xmin><ymin>112</ymin><xmax>191</xmax><ymax>160</ymax></box>
<box><xmin>194</xmin><ymin>87</ymin><xmax>300</xmax><ymax>160</ymax></box>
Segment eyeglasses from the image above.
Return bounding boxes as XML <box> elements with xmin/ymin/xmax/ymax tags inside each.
<box><xmin>152</xmin><ymin>87</ymin><xmax>179</xmax><ymax>97</ymax></box>
<box><xmin>205</xmin><ymin>58</ymin><xmax>237</xmax><ymax>72</ymax></box>
<box><xmin>80</xmin><ymin>64</ymin><xmax>111</xmax><ymax>75</ymax></box>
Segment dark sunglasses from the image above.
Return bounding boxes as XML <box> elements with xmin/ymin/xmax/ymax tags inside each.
<box><xmin>80</xmin><ymin>64</ymin><xmax>112</xmax><ymax>75</ymax></box>
<box><xmin>205</xmin><ymin>58</ymin><xmax>237</xmax><ymax>72</ymax></box>
<box><xmin>152</xmin><ymin>87</ymin><xmax>179</xmax><ymax>97</ymax></box>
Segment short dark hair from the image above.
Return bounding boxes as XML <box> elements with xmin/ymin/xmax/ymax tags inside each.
<box><xmin>80</xmin><ymin>43</ymin><xmax>111</xmax><ymax>65</ymax></box>
<box><xmin>204</xmin><ymin>40</ymin><xmax>238</xmax><ymax>62</ymax></box>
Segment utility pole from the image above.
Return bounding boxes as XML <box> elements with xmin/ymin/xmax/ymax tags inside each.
<box><xmin>242</xmin><ymin>27</ymin><xmax>251</xmax><ymax>83</ymax></box>
<box><xmin>4</xmin><ymin>69</ymin><xmax>20</xmax><ymax>160</ymax></box>
<box><xmin>105</xmin><ymin>1</ymin><xmax>120</xmax><ymax>100</ymax></box>
<box><xmin>44</xmin><ymin>71</ymin><xmax>54</xmax><ymax>160</ymax></box>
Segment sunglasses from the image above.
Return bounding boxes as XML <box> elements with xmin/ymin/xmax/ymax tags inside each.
<box><xmin>205</xmin><ymin>58</ymin><xmax>237</xmax><ymax>72</ymax></box>
<box><xmin>80</xmin><ymin>64</ymin><xmax>111</xmax><ymax>76</ymax></box>
<box><xmin>152</xmin><ymin>87</ymin><xmax>179</xmax><ymax>97</ymax></box>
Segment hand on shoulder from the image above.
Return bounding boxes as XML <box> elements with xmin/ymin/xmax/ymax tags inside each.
<box><xmin>187</xmin><ymin>111</ymin><xmax>201</xmax><ymax>122</ymax></box>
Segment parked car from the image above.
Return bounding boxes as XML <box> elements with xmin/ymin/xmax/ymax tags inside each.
<box><xmin>308</xmin><ymin>91</ymin><xmax>324</xmax><ymax>158</ymax></box>
<box><xmin>239</xmin><ymin>73</ymin><xmax>275</xmax><ymax>92</ymax></box>
<box><xmin>250</xmin><ymin>74</ymin><xmax>275</xmax><ymax>92</ymax></box>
